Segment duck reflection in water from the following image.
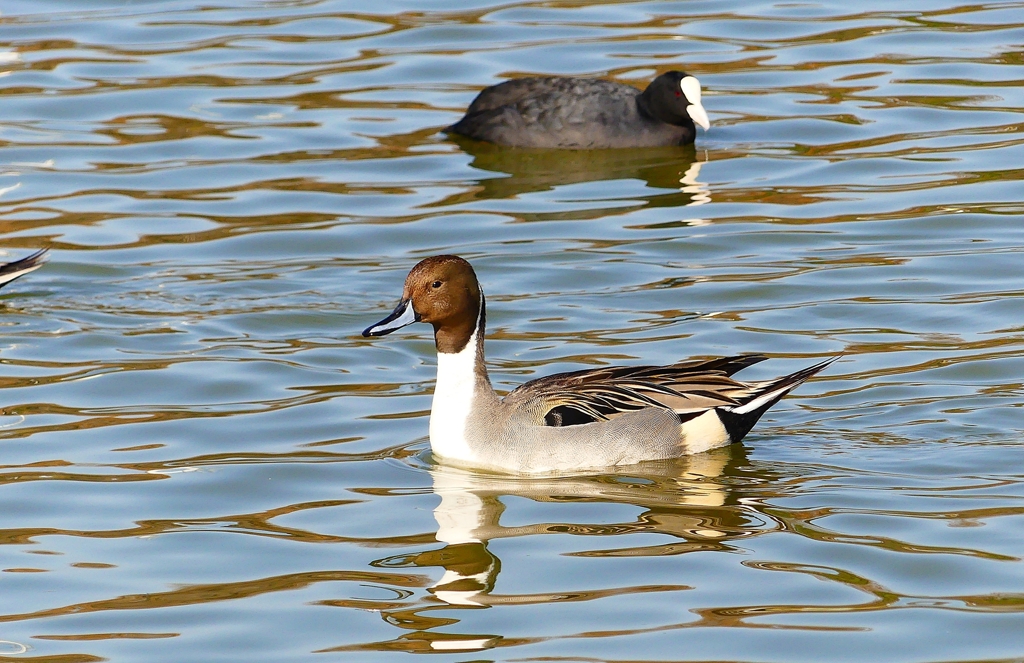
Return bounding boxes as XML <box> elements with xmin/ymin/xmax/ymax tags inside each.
<box><xmin>426</xmin><ymin>446</ymin><xmax>753</xmax><ymax>607</ymax></box>
<box><xmin>443</xmin><ymin>138</ymin><xmax>711</xmax><ymax>216</ymax></box>
<box><xmin>352</xmin><ymin>445</ymin><xmax>776</xmax><ymax>654</ymax></box>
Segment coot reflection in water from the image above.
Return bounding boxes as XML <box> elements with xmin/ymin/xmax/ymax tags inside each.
<box><xmin>443</xmin><ymin>137</ymin><xmax>710</xmax><ymax>212</ymax></box>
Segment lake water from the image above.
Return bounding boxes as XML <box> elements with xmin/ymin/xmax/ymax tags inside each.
<box><xmin>1</xmin><ymin>0</ymin><xmax>1023</xmax><ymax>660</ymax></box>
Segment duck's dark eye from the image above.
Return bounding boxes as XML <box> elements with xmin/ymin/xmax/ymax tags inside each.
<box><xmin>431</xmin><ymin>280</ymin><xmax>442</xmax><ymax>289</ymax></box>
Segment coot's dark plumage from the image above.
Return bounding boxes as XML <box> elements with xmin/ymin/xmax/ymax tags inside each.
<box><xmin>446</xmin><ymin>71</ymin><xmax>710</xmax><ymax>149</ymax></box>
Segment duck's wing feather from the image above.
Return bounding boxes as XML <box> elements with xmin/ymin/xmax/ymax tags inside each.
<box><xmin>505</xmin><ymin>354</ymin><xmax>772</xmax><ymax>426</ymax></box>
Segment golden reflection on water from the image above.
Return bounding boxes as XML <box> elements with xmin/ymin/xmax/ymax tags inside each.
<box><xmin>1</xmin><ymin>0</ymin><xmax>1024</xmax><ymax>660</ymax></box>
<box><xmin>324</xmin><ymin>448</ymin><xmax>748</xmax><ymax>653</ymax></box>
<box><xmin>308</xmin><ymin>440</ymin><xmax>1024</xmax><ymax>655</ymax></box>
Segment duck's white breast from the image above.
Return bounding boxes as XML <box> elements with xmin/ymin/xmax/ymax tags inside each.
<box><xmin>429</xmin><ymin>330</ymin><xmax>479</xmax><ymax>462</ymax></box>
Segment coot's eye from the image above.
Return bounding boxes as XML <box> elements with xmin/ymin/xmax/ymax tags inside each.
<box><xmin>675</xmin><ymin>90</ymin><xmax>681</xmax><ymax>97</ymax></box>
<box><xmin>431</xmin><ymin>280</ymin><xmax>442</xmax><ymax>289</ymax></box>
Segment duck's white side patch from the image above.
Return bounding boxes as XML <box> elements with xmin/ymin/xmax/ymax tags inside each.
<box><xmin>680</xmin><ymin>409</ymin><xmax>730</xmax><ymax>455</ymax></box>
<box><xmin>430</xmin><ymin>329</ymin><xmax>479</xmax><ymax>463</ymax></box>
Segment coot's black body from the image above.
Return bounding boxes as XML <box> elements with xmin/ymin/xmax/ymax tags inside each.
<box><xmin>446</xmin><ymin>71</ymin><xmax>709</xmax><ymax>149</ymax></box>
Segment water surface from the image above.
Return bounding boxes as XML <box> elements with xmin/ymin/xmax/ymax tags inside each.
<box><xmin>0</xmin><ymin>0</ymin><xmax>1023</xmax><ymax>661</ymax></box>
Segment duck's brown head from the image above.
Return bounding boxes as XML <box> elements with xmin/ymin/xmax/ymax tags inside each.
<box><xmin>362</xmin><ymin>255</ymin><xmax>483</xmax><ymax>354</ymax></box>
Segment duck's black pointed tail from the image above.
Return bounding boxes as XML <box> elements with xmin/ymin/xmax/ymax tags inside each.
<box><xmin>717</xmin><ymin>356</ymin><xmax>840</xmax><ymax>443</ymax></box>
<box><xmin>0</xmin><ymin>249</ymin><xmax>48</xmax><ymax>290</ymax></box>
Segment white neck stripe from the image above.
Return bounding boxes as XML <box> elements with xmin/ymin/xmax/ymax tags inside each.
<box><xmin>429</xmin><ymin>290</ymin><xmax>485</xmax><ymax>462</ymax></box>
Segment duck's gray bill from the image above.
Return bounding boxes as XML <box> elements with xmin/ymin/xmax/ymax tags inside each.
<box><xmin>363</xmin><ymin>298</ymin><xmax>419</xmax><ymax>337</ymax></box>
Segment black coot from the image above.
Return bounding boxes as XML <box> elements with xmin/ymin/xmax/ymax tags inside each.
<box><xmin>447</xmin><ymin>71</ymin><xmax>709</xmax><ymax>149</ymax></box>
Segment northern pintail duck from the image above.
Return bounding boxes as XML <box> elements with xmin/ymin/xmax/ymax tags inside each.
<box><xmin>0</xmin><ymin>249</ymin><xmax>47</xmax><ymax>289</ymax></box>
<box><xmin>363</xmin><ymin>256</ymin><xmax>835</xmax><ymax>475</ymax></box>
<box><xmin>447</xmin><ymin>71</ymin><xmax>710</xmax><ymax>149</ymax></box>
